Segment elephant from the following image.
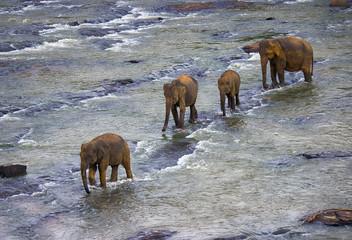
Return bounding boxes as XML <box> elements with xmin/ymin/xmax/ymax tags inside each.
<box><xmin>162</xmin><ymin>75</ymin><xmax>198</xmax><ymax>131</ymax></box>
<box><xmin>80</xmin><ymin>133</ymin><xmax>133</xmax><ymax>194</ymax></box>
<box><xmin>218</xmin><ymin>70</ymin><xmax>240</xmax><ymax>116</ymax></box>
<box><xmin>259</xmin><ymin>36</ymin><xmax>314</xmax><ymax>89</ymax></box>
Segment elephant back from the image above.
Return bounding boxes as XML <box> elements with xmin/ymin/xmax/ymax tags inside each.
<box><xmin>174</xmin><ymin>75</ymin><xmax>198</xmax><ymax>106</ymax></box>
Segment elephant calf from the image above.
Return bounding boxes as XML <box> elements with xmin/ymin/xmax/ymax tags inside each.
<box><xmin>80</xmin><ymin>133</ymin><xmax>133</xmax><ymax>194</ymax></box>
<box><xmin>162</xmin><ymin>75</ymin><xmax>198</xmax><ymax>131</ymax></box>
<box><xmin>218</xmin><ymin>70</ymin><xmax>240</xmax><ymax>116</ymax></box>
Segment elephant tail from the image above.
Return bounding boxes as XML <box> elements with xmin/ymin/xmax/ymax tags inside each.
<box><xmin>311</xmin><ymin>55</ymin><xmax>314</xmax><ymax>76</ymax></box>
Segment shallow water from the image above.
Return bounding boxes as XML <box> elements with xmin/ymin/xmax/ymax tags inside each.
<box><xmin>0</xmin><ymin>0</ymin><xmax>351</xmax><ymax>239</ymax></box>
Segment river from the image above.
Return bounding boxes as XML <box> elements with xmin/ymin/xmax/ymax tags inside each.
<box><xmin>0</xmin><ymin>0</ymin><xmax>351</xmax><ymax>239</ymax></box>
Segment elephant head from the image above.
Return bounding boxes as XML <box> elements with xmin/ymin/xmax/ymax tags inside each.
<box><xmin>259</xmin><ymin>39</ymin><xmax>283</xmax><ymax>88</ymax></box>
<box><xmin>162</xmin><ymin>82</ymin><xmax>186</xmax><ymax>131</ymax></box>
<box><xmin>80</xmin><ymin>141</ymin><xmax>106</xmax><ymax>194</ymax></box>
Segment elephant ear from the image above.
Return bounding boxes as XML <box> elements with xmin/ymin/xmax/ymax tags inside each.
<box><xmin>95</xmin><ymin>141</ymin><xmax>106</xmax><ymax>160</ymax></box>
<box><xmin>270</xmin><ymin>41</ymin><xmax>282</xmax><ymax>57</ymax></box>
<box><xmin>177</xmin><ymin>86</ymin><xmax>186</xmax><ymax>106</ymax></box>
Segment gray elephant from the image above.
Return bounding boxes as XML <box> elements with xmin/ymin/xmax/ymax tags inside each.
<box><xmin>162</xmin><ymin>75</ymin><xmax>198</xmax><ymax>131</ymax></box>
<box><xmin>218</xmin><ymin>70</ymin><xmax>240</xmax><ymax>116</ymax></box>
<box><xmin>80</xmin><ymin>133</ymin><xmax>133</xmax><ymax>194</ymax></box>
<box><xmin>259</xmin><ymin>36</ymin><xmax>314</xmax><ymax>89</ymax></box>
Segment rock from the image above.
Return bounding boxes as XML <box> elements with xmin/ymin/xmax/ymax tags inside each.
<box><xmin>299</xmin><ymin>209</ymin><xmax>352</xmax><ymax>226</ymax></box>
<box><xmin>126</xmin><ymin>230</ymin><xmax>177</xmax><ymax>240</ymax></box>
<box><xmin>79</xmin><ymin>28</ymin><xmax>120</xmax><ymax>37</ymax></box>
<box><xmin>128</xmin><ymin>59</ymin><xmax>140</xmax><ymax>63</ymax></box>
<box><xmin>168</xmin><ymin>2</ymin><xmax>214</xmax><ymax>12</ymax></box>
<box><xmin>299</xmin><ymin>150</ymin><xmax>352</xmax><ymax>159</ymax></box>
<box><xmin>329</xmin><ymin>0</ymin><xmax>351</xmax><ymax>8</ymax></box>
<box><xmin>213</xmin><ymin>234</ymin><xmax>247</xmax><ymax>240</ymax></box>
<box><xmin>0</xmin><ymin>164</ymin><xmax>27</xmax><ymax>178</ymax></box>
<box><xmin>242</xmin><ymin>42</ymin><xmax>260</xmax><ymax>53</ymax></box>
<box><xmin>167</xmin><ymin>1</ymin><xmax>253</xmax><ymax>12</ymax></box>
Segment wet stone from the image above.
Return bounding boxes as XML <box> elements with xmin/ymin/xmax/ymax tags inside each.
<box><xmin>126</xmin><ymin>230</ymin><xmax>177</xmax><ymax>240</ymax></box>
<box><xmin>300</xmin><ymin>150</ymin><xmax>352</xmax><ymax>159</ymax></box>
<box><xmin>0</xmin><ymin>164</ymin><xmax>27</xmax><ymax>178</ymax></box>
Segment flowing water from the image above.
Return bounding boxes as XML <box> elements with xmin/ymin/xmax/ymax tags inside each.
<box><xmin>0</xmin><ymin>0</ymin><xmax>351</xmax><ymax>239</ymax></box>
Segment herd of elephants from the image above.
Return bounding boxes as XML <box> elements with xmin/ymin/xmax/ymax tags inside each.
<box><xmin>80</xmin><ymin>36</ymin><xmax>314</xmax><ymax>194</ymax></box>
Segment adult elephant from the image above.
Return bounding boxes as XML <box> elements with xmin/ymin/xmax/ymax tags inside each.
<box><xmin>259</xmin><ymin>36</ymin><xmax>314</xmax><ymax>89</ymax></box>
<box><xmin>80</xmin><ymin>133</ymin><xmax>133</xmax><ymax>194</ymax></box>
<box><xmin>162</xmin><ymin>75</ymin><xmax>198</xmax><ymax>131</ymax></box>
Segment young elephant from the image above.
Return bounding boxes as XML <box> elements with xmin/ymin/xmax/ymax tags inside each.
<box><xmin>259</xmin><ymin>36</ymin><xmax>314</xmax><ymax>89</ymax></box>
<box><xmin>162</xmin><ymin>75</ymin><xmax>198</xmax><ymax>131</ymax></box>
<box><xmin>218</xmin><ymin>70</ymin><xmax>240</xmax><ymax>116</ymax></box>
<box><xmin>80</xmin><ymin>133</ymin><xmax>133</xmax><ymax>194</ymax></box>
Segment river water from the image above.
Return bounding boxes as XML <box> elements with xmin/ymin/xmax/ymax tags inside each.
<box><xmin>0</xmin><ymin>0</ymin><xmax>351</xmax><ymax>239</ymax></box>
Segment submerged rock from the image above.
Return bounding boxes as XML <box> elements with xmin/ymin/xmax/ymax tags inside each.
<box><xmin>0</xmin><ymin>164</ymin><xmax>27</xmax><ymax>178</ymax></box>
<box><xmin>299</xmin><ymin>209</ymin><xmax>352</xmax><ymax>226</ymax></box>
<box><xmin>166</xmin><ymin>1</ymin><xmax>253</xmax><ymax>12</ymax></box>
<box><xmin>329</xmin><ymin>0</ymin><xmax>351</xmax><ymax>8</ymax></box>
<box><xmin>126</xmin><ymin>230</ymin><xmax>177</xmax><ymax>240</ymax></box>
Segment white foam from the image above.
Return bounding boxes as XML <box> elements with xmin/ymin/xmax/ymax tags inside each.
<box><xmin>0</xmin><ymin>113</ymin><xmax>21</xmax><ymax>122</ymax></box>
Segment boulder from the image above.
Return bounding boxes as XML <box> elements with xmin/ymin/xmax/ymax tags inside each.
<box><xmin>126</xmin><ymin>230</ymin><xmax>177</xmax><ymax>240</ymax></box>
<box><xmin>299</xmin><ymin>209</ymin><xmax>352</xmax><ymax>226</ymax></box>
<box><xmin>299</xmin><ymin>150</ymin><xmax>352</xmax><ymax>159</ymax></box>
<box><xmin>0</xmin><ymin>164</ymin><xmax>27</xmax><ymax>178</ymax></box>
<box><xmin>329</xmin><ymin>0</ymin><xmax>351</xmax><ymax>7</ymax></box>
<box><xmin>167</xmin><ymin>1</ymin><xmax>253</xmax><ymax>12</ymax></box>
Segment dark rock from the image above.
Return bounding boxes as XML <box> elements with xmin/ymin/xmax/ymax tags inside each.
<box><xmin>272</xmin><ymin>228</ymin><xmax>290</xmax><ymax>235</ymax></box>
<box><xmin>329</xmin><ymin>0</ymin><xmax>351</xmax><ymax>8</ymax></box>
<box><xmin>299</xmin><ymin>209</ymin><xmax>352</xmax><ymax>226</ymax></box>
<box><xmin>168</xmin><ymin>2</ymin><xmax>214</xmax><ymax>12</ymax></box>
<box><xmin>126</xmin><ymin>230</ymin><xmax>177</xmax><ymax>240</ymax></box>
<box><xmin>266</xmin><ymin>17</ymin><xmax>275</xmax><ymax>20</ymax></box>
<box><xmin>0</xmin><ymin>42</ymin><xmax>16</xmax><ymax>52</ymax></box>
<box><xmin>166</xmin><ymin>1</ymin><xmax>253</xmax><ymax>12</ymax></box>
<box><xmin>79</xmin><ymin>28</ymin><xmax>120</xmax><ymax>37</ymax></box>
<box><xmin>0</xmin><ymin>164</ymin><xmax>27</xmax><ymax>178</ymax></box>
<box><xmin>128</xmin><ymin>60</ymin><xmax>140</xmax><ymax>63</ymax></box>
<box><xmin>68</xmin><ymin>21</ymin><xmax>80</xmax><ymax>26</ymax></box>
<box><xmin>213</xmin><ymin>234</ymin><xmax>247</xmax><ymax>240</ymax></box>
<box><xmin>299</xmin><ymin>150</ymin><xmax>352</xmax><ymax>159</ymax></box>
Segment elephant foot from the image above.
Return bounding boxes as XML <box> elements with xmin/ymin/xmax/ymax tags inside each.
<box><xmin>263</xmin><ymin>83</ymin><xmax>270</xmax><ymax>89</ymax></box>
<box><xmin>188</xmin><ymin>119</ymin><xmax>197</xmax><ymax>124</ymax></box>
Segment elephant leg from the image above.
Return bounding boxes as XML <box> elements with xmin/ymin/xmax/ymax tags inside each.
<box><xmin>189</xmin><ymin>104</ymin><xmax>198</xmax><ymax>123</ymax></box>
<box><xmin>110</xmin><ymin>165</ymin><xmax>118</xmax><ymax>182</ymax></box>
<box><xmin>278</xmin><ymin>70</ymin><xmax>285</xmax><ymax>87</ymax></box>
<box><xmin>270</xmin><ymin>62</ymin><xmax>279</xmax><ymax>87</ymax></box>
<box><xmin>235</xmin><ymin>93</ymin><xmax>240</xmax><ymax>105</ymax></box>
<box><xmin>178</xmin><ymin>106</ymin><xmax>185</xmax><ymax>129</ymax></box>
<box><xmin>227</xmin><ymin>94</ymin><xmax>232</xmax><ymax>108</ymax></box>
<box><xmin>88</xmin><ymin>164</ymin><xmax>97</xmax><ymax>185</ymax></box>
<box><xmin>302</xmin><ymin>68</ymin><xmax>312</xmax><ymax>82</ymax></box>
<box><xmin>171</xmin><ymin>105</ymin><xmax>179</xmax><ymax>128</ymax></box>
<box><xmin>122</xmin><ymin>150</ymin><xmax>133</xmax><ymax>179</ymax></box>
<box><xmin>220</xmin><ymin>94</ymin><xmax>226</xmax><ymax>116</ymax></box>
<box><xmin>98</xmin><ymin>164</ymin><xmax>108</xmax><ymax>188</ymax></box>
<box><xmin>230</xmin><ymin>95</ymin><xmax>235</xmax><ymax>110</ymax></box>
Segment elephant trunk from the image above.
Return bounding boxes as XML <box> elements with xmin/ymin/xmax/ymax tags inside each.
<box><xmin>220</xmin><ymin>93</ymin><xmax>226</xmax><ymax>116</ymax></box>
<box><xmin>81</xmin><ymin>163</ymin><xmax>90</xmax><ymax>194</ymax></box>
<box><xmin>261</xmin><ymin>55</ymin><xmax>269</xmax><ymax>89</ymax></box>
<box><xmin>162</xmin><ymin>98</ymin><xmax>171</xmax><ymax>131</ymax></box>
